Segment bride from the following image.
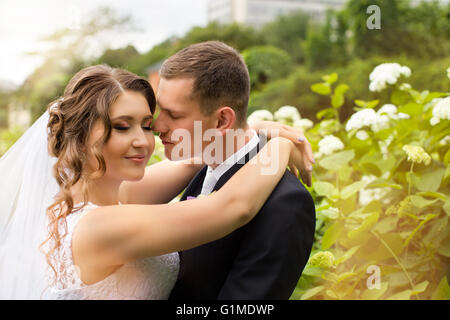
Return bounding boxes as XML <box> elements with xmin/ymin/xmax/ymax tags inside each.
<box><xmin>0</xmin><ymin>65</ymin><xmax>310</xmax><ymax>299</ymax></box>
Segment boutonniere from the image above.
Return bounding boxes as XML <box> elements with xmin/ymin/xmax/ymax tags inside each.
<box><xmin>186</xmin><ymin>191</ymin><xmax>216</xmax><ymax>200</ymax></box>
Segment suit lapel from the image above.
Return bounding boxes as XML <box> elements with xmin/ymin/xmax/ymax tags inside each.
<box><xmin>180</xmin><ymin>165</ymin><xmax>208</xmax><ymax>201</ymax></box>
<box><xmin>180</xmin><ymin>134</ymin><xmax>268</xmax><ymax>199</ymax></box>
<box><xmin>212</xmin><ymin>134</ymin><xmax>267</xmax><ymax>193</ymax></box>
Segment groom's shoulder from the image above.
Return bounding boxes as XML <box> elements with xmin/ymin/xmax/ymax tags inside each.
<box><xmin>272</xmin><ymin>170</ymin><xmax>313</xmax><ymax>200</ymax></box>
<box><xmin>262</xmin><ymin>170</ymin><xmax>315</xmax><ymax>216</ymax></box>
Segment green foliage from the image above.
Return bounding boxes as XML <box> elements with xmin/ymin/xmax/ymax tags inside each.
<box><xmin>0</xmin><ymin>126</ymin><xmax>24</xmax><ymax>157</ymax></box>
<box><xmin>94</xmin><ymin>45</ymin><xmax>140</xmax><ymax>70</ymax></box>
<box><xmin>289</xmin><ymin>66</ymin><xmax>450</xmax><ymax>300</ymax></box>
<box><xmin>242</xmin><ymin>46</ymin><xmax>293</xmax><ymax>90</ymax></box>
<box><xmin>175</xmin><ymin>22</ymin><xmax>263</xmax><ymax>53</ymax></box>
<box><xmin>259</xmin><ymin>10</ymin><xmax>311</xmax><ymax>63</ymax></box>
<box><xmin>249</xmin><ymin>56</ymin><xmax>450</xmax><ymax>122</ymax></box>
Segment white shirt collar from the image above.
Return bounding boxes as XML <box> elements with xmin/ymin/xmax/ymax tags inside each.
<box><xmin>208</xmin><ymin>129</ymin><xmax>260</xmax><ymax>182</ymax></box>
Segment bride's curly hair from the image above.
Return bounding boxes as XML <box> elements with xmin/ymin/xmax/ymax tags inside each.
<box><xmin>40</xmin><ymin>65</ymin><xmax>155</xmax><ymax>286</ymax></box>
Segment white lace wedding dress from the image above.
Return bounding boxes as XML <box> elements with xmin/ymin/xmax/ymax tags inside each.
<box><xmin>42</xmin><ymin>203</ymin><xmax>180</xmax><ymax>300</ymax></box>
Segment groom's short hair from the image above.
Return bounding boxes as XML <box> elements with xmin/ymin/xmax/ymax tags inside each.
<box><xmin>159</xmin><ymin>41</ymin><xmax>250</xmax><ymax>127</ymax></box>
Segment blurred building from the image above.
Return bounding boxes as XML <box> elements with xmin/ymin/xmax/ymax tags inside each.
<box><xmin>207</xmin><ymin>0</ymin><xmax>347</xmax><ymax>28</ymax></box>
<box><xmin>207</xmin><ymin>0</ymin><xmax>449</xmax><ymax>28</ymax></box>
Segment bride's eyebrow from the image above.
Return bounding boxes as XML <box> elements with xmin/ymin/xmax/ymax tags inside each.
<box><xmin>111</xmin><ymin>115</ymin><xmax>153</xmax><ymax>121</ymax></box>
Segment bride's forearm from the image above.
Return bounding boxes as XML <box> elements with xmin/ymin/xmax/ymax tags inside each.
<box><xmin>120</xmin><ymin>159</ymin><xmax>204</xmax><ymax>204</ymax></box>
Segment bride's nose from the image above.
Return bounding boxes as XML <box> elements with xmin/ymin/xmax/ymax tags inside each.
<box><xmin>131</xmin><ymin>129</ymin><xmax>151</xmax><ymax>148</ymax></box>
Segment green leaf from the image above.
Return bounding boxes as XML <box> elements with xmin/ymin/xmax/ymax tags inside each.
<box><xmin>431</xmin><ymin>276</ymin><xmax>450</xmax><ymax>300</ymax></box>
<box><xmin>372</xmin><ymin>215</ymin><xmax>399</xmax><ymax>234</ymax></box>
<box><xmin>391</xmin><ymin>89</ymin><xmax>410</xmax><ymax>105</ymax></box>
<box><xmin>409</xmin><ymin>195</ymin><xmax>441</xmax><ymax>208</ymax></box>
<box><xmin>354</xmin><ymin>99</ymin><xmax>379</xmax><ymax>109</ymax></box>
<box><xmin>438</xmin><ymin>236</ymin><xmax>450</xmax><ymax>257</ymax></box>
<box><xmin>398</xmin><ymin>102</ymin><xmax>423</xmax><ymax>116</ymax></box>
<box><xmin>331</xmin><ymin>92</ymin><xmax>344</xmax><ymax>109</ymax></box>
<box><xmin>361</xmin><ymin>282</ymin><xmax>389</xmax><ymax>300</ymax></box>
<box><xmin>444</xmin><ymin>150</ymin><xmax>450</xmax><ymax>165</ymax></box>
<box><xmin>366</xmin><ymin>182</ymin><xmax>403</xmax><ymax>190</ymax></box>
<box><xmin>403</xmin><ymin>213</ymin><xmax>437</xmax><ymax>247</ymax></box>
<box><xmin>319</xmin><ymin>150</ymin><xmax>355</xmax><ymax>171</ymax></box>
<box><xmin>386</xmin><ymin>289</ymin><xmax>412</xmax><ymax>300</ymax></box>
<box><xmin>302</xmin><ymin>264</ymin><xmax>324</xmax><ymax>277</ymax></box>
<box><xmin>331</xmin><ymin>84</ymin><xmax>350</xmax><ymax>109</ymax></box>
<box><xmin>423</xmin><ymin>91</ymin><xmax>448</xmax><ymax>104</ymax></box>
<box><xmin>311</xmin><ymin>83</ymin><xmax>331</xmax><ymax>95</ymax></box>
<box><xmin>411</xmin><ymin>281</ymin><xmax>429</xmax><ymax>296</ymax></box>
<box><xmin>443</xmin><ymin>199</ymin><xmax>450</xmax><ymax>216</ymax></box>
<box><xmin>300</xmin><ymin>285</ymin><xmax>325</xmax><ymax>300</ymax></box>
<box><xmin>322</xmin><ymin>72</ymin><xmax>338</xmax><ymax>85</ymax></box>
<box><xmin>340</xmin><ymin>181</ymin><xmax>367</xmax><ymax>199</ymax></box>
<box><xmin>347</xmin><ymin>212</ymin><xmax>379</xmax><ymax>239</ymax></box>
<box><xmin>445</xmin><ymin>164</ymin><xmax>450</xmax><ymax>179</ymax></box>
<box><xmin>416</xmin><ymin>168</ymin><xmax>445</xmax><ymax>192</ymax></box>
<box><xmin>366</xmin><ymin>100</ymin><xmax>380</xmax><ymax>109</ymax></box>
<box><xmin>316</xmin><ymin>107</ymin><xmax>335</xmax><ymax>120</ymax></box>
<box><xmin>334</xmin><ymin>245</ymin><xmax>360</xmax><ymax>265</ymax></box>
<box><xmin>354</xmin><ymin>99</ymin><xmax>367</xmax><ymax>108</ymax></box>
<box><xmin>314</xmin><ymin>181</ymin><xmax>337</xmax><ymax>198</ymax></box>
<box><xmin>415</xmin><ymin>191</ymin><xmax>447</xmax><ymax>201</ymax></box>
<box><xmin>322</xmin><ymin>221</ymin><xmax>344</xmax><ymax>250</ymax></box>
<box><xmin>337</xmin><ymin>271</ymin><xmax>357</xmax><ymax>283</ymax></box>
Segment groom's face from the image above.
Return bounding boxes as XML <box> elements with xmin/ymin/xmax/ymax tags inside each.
<box><xmin>153</xmin><ymin>77</ymin><xmax>216</xmax><ymax>160</ymax></box>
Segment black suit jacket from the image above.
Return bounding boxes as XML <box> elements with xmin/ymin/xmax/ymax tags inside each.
<box><xmin>168</xmin><ymin>137</ymin><xmax>316</xmax><ymax>300</ymax></box>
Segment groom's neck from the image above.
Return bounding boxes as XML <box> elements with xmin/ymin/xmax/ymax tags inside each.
<box><xmin>209</xmin><ymin>124</ymin><xmax>253</xmax><ymax>169</ymax></box>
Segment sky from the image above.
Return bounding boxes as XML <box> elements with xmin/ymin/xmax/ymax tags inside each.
<box><xmin>0</xmin><ymin>0</ymin><xmax>208</xmax><ymax>86</ymax></box>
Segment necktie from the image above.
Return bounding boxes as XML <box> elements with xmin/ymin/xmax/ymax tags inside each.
<box><xmin>200</xmin><ymin>167</ymin><xmax>217</xmax><ymax>195</ymax></box>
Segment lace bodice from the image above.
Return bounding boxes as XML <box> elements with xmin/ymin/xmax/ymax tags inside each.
<box><xmin>43</xmin><ymin>203</ymin><xmax>179</xmax><ymax>300</ymax></box>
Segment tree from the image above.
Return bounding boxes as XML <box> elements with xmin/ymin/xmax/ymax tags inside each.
<box><xmin>19</xmin><ymin>6</ymin><xmax>135</xmax><ymax>119</ymax></box>
<box><xmin>242</xmin><ymin>46</ymin><xmax>293</xmax><ymax>90</ymax></box>
<box><xmin>260</xmin><ymin>11</ymin><xmax>311</xmax><ymax>63</ymax></box>
<box><xmin>175</xmin><ymin>22</ymin><xmax>263</xmax><ymax>52</ymax></box>
<box><xmin>95</xmin><ymin>45</ymin><xmax>140</xmax><ymax>70</ymax></box>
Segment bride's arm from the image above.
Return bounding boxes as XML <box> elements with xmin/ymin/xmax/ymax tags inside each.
<box><xmin>73</xmin><ymin>137</ymin><xmax>300</xmax><ymax>268</ymax></box>
<box><xmin>250</xmin><ymin>120</ymin><xmax>314</xmax><ymax>186</ymax></box>
<box><xmin>119</xmin><ymin>158</ymin><xmax>203</xmax><ymax>205</ymax></box>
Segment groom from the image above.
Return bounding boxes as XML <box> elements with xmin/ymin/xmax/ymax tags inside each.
<box><xmin>152</xmin><ymin>41</ymin><xmax>316</xmax><ymax>299</ymax></box>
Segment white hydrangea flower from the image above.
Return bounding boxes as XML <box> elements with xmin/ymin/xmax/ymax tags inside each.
<box><xmin>377</xmin><ymin>104</ymin><xmax>410</xmax><ymax>120</ymax></box>
<box><xmin>358</xmin><ymin>175</ymin><xmax>391</xmax><ymax>206</ymax></box>
<box><xmin>318</xmin><ymin>135</ymin><xmax>344</xmax><ymax>157</ymax></box>
<box><xmin>345</xmin><ymin>109</ymin><xmax>377</xmax><ymax>131</ymax></box>
<box><xmin>345</xmin><ymin>109</ymin><xmax>389</xmax><ymax>132</ymax></box>
<box><xmin>430</xmin><ymin>97</ymin><xmax>450</xmax><ymax>125</ymax></box>
<box><xmin>293</xmin><ymin>118</ymin><xmax>314</xmax><ymax>131</ymax></box>
<box><xmin>369</xmin><ymin>63</ymin><xmax>411</xmax><ymax>92</ymax></box>
<box><xmin>247</xmin><ymin>109</ymin><xmax>274</xmax><ymax>126</ymax></box>
<box><xmin>356</xmin><ymin>130</ymin><xmax>369</xmax><ymax>140</ymax></box>
<box><xmin>274</xmin><ymin>105</ymin><xmax>301</xmax><ymax>123</ymax></box>
<box><xmin>402</xmin><ymin>145</ymin><xmax>431</xmax><ymax>166</ymax></box>
<box><xmin>439</xmin><ymin>135</ymin><xmax>450</xmax><ymax>146</ymax></box>
<box><xmin>371</xmin><ymin>114</ymin><xmax>390</xmax><ymax>132</ymax></box>
<box><xmin>393</xmin><ymin>112</ymin><xmax>410</xmax><ymax>120</ymax></box>
<box><xmin>447</xmin><ymin>67</ymin><xmax>450</xmax><ymax>79</ymax></box>
<box><xmin>378</xmin><ymin>104</ymin><xmax>397</xmax><ymax>116</ymax></box>
<box><xmin>399</xmin><ymin>83</ymin><xmax>412</xmax><ymax>91</ymax></box>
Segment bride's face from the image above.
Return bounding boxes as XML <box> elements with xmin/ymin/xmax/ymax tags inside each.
<box><xmin>87</xmin><ymin>90</ymin><xmax>155</xmax><ymax>181</ymax></box>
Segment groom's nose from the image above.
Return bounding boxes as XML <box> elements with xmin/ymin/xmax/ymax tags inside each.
<box><xmin>152</xmin><ymin>114</ymin><xmax>168</xmax><ymax>134</ymax></box>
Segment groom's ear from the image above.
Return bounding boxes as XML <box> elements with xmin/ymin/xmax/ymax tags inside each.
<box><xmin>214</xmin><ymin>106</ymin><xmax>236</xmax><ymax>134</ymax></box>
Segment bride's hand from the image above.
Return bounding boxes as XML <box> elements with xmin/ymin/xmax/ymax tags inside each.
<box><xmin>251</xmin><ymin>120</ymin><xmax>314</xmax><ymax>186</ymax></box>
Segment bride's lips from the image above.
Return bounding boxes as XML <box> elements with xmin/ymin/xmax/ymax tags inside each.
<box><xmin>125</xmin><ymin>154</ymin><xmax>146</xmax><ymax>163</ymax></box>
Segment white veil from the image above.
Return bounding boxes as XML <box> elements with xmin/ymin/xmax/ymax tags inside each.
<box><xmin>0</xmin><ymin>111</ymin><xmax>59</xmax><ymax>299</ymax></box>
